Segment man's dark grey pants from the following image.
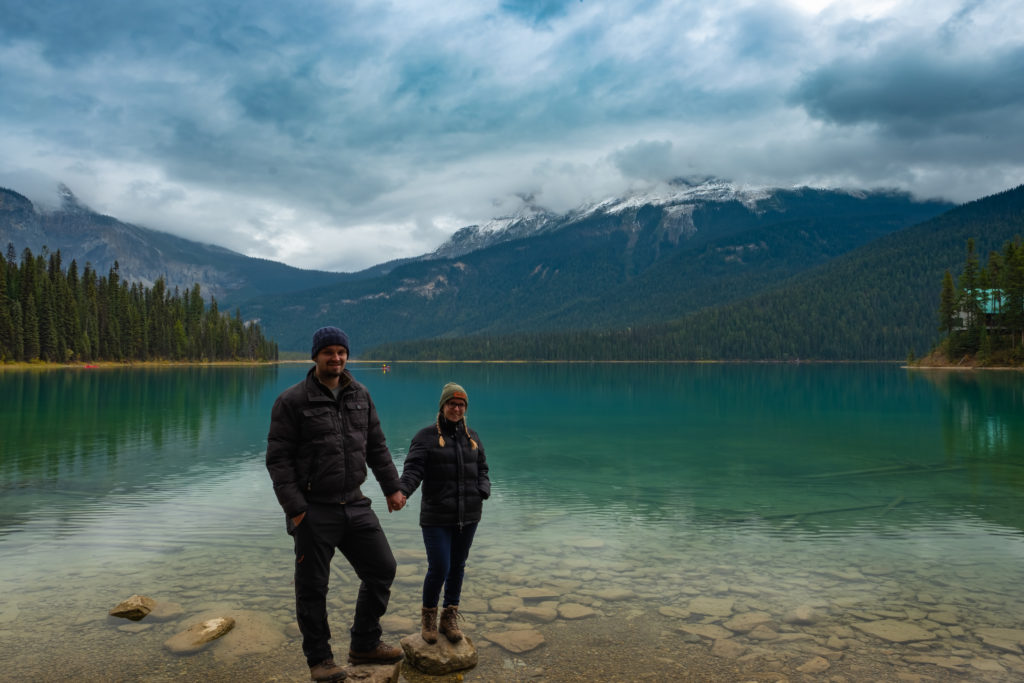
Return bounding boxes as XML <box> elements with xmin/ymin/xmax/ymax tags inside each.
<box><xmin>292</xmin><ymin>499</ymin><xmax>397</xmax><ymax>665</ymax></box>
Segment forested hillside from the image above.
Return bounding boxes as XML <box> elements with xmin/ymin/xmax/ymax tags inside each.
<box><xmin>365</xmin><ymin>185</ymin><xmax>1024</xmax><ymax>361</ymax></box>
<box><xmin>0</xmin><ymin>245</ymin><xmax>277</xmax><ymax>362</ymax></box>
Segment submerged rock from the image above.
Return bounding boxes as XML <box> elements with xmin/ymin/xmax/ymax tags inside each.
<box><xmin>511</xmin><ymin>605</ymin><xmax>557</xmax><ymax>623</ymax></box>
<box><xmin>380</xmin><ymin>614</ymin><xmax>416</xmax><ymax>633</ymax></box>
<box><xmin>657</xmin><ymin>605</ymin><xmax>691</xmax><ymax>620</ymax></box>
<box><xmin>796</xmin><ymin>656</ymin><xmax>831</xmax><ymax>674</ymax></box>
<box><xmin>164</xmin><ymin>617</ymin><xmax>235</xmax><ymax>654</ymax></box>
<box><xmin>400</xmin><ymin>633</ymin><xmax>478</xmax><ymax>675</ymax></box>
<box><xmin>711</xmin><ymin>638</ymin><xmax>746</xmax><ymax>659</ymax></box>
<box><xmin>783</xmin><ymin>605</ymin><xmax>820</xmax><ymax>625</ymax></box>
<box><xmin>489</xmin><ymin>596</ymin><xmax>524</xmax><ymax>613</ymax></box>
<box><xmin>483</xmin><ymin>629</ymin><xmax>545</xmax><ymax>653</ymax></box>
<box><xmin>345</xmin><ymin>661</ymin><xmax>402</xmax><ymax>682</ymax></box>
<box><xmin>109</xmin><ymin>595</ymin><xmax>156</xmax><ymax>621</ymax></box>
<box><xmin>677</xmin><ymin>623</ymin><xmax>733</xmax><ymax>641</ymax></box>
<box><xmin>515</xmin><ymin>587</ymin><xmax>561</xmax><ymax>600</ymax></box>
<box><xmin>558</xmin><ymin>603</ymin><xmax>596</xmax><ymax>619</ymax></box>
<box><xmin>687</xmin><ymin>597</ymin><xmax>734</xmax><ymax>617</ymax></box>
<box><xmin>593</xmin><ymin>588</ymin><xmax>636</xmax><ymax>601</ymax></box>
<box><xmin>852</xmin><ymin>619</ymin><xmax>935</xmax><ymax>643</ymax></box>
<box><xmin>723</xmin><ymin>611</ymin><xmax>772</xmax><ymax>633</ymax></box>
<box><xmin>973</xmin><ymin>627</ymin><xmax>1024</xmax><ymax>654</ymax></box>
<box><xmin>146</xmin><ymin>600</ymin><xmax>184</xmax><ymax>621</ymax></box>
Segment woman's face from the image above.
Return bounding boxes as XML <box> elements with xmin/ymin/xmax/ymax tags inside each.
<box><xmin>442</xmin><ymin>398</ymin><xmax>467</xmax><ymax>422</ymax></box>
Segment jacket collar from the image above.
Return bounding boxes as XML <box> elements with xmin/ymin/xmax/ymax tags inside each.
<box><xmin>439</xmin><ymin>414</ymin><xmax>465</xmax><ymax>434</ymax></box>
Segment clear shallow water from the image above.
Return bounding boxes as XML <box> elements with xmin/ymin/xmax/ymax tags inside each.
<box><xmin>1</xmin><ymin>363</ymin><xmax>1023</xmax><ymax>681</ymax></box>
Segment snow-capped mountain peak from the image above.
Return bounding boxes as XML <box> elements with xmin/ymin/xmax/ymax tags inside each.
<box><xmin>428</xmin><ymin>178</ymin><xmax>773</xmax><ymax>260</ymax></box>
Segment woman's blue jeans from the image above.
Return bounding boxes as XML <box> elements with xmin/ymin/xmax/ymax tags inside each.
<box><xmin>421</xmin><ymin>523</ymin><xmax>478</xmax><ymax>608</ymax></box>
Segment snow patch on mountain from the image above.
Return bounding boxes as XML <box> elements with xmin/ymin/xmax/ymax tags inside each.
<box><xmin>579</xmin><ymin>180</ymin><xmax>771</xmax><ymax>219</ymax></box>
<box><xmin>428</xmin><ymin>179</ymin><xmax>775</xmax><ymax>260</ymax></box>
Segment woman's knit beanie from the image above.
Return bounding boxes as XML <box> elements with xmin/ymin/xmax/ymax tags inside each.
<box><xmin>439</xmin><ymin>382</ymin><xmax>468</xmax><ymax>408</ymax></box>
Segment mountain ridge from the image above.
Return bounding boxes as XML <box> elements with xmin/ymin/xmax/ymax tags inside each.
<box><xmin>365</xmin><ymin>183</ymin><xmax>1024</xmax><ymax>361</ymax></box>
<box><xmin>0</xmin><ymin>185</ymin><xmax>349</xmax><ymax>305</ymax></box>
<box><xmin>238</xmin><ymin>184</ymin><xmax>953</xmax><ymax>351</ymax></box>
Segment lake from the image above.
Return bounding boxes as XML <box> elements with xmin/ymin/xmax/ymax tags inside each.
<box><xmin>1</xmin><ymin>362</ymin><xmax>1023</xmax><ymax>681</ymax></box>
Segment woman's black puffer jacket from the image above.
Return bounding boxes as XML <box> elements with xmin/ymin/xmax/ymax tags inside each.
<box><xmin>400</xmin><ymin>415</ymin><xmax>490</xmax><ymax>527</ymax></box>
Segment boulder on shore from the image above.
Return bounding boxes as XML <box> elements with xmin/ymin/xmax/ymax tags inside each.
<box><xmin>400</xmin><ymin>633</ymin><xmax>478</xmax><ymax>675</ymax></box>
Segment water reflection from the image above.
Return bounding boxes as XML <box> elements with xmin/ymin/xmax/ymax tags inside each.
<box><xmin>913</xmin><ymin>370</ymin><xmax>1024</xmax><ymax>533</ymax></box>
<box><xmin>0</xmin><ymin>366</ymin><xmax>278</xmax><ymax>535</ymax></box>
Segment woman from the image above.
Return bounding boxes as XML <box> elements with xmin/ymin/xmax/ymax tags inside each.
<box><xmin>400</xmin><ymin>382</ymin><xmax>490</xmax><ymax>644</ymax></box>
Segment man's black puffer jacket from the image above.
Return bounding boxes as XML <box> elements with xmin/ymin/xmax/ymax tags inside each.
<box><xmin>266</xmin><ymin>367</ymin><xmax>400</xmax><ymax>520</ymax></box>
<box><xmin>400</xmin><ymin>415</ymin><xmax>490</xmax><ymax>527</ymax></box>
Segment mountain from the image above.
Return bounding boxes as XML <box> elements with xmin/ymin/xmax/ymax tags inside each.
<box><xmin>367</xmin><ymin>184</ymin><xmax>1024</xmax><ymax>361</ymax></box>
<box><xmin>425</xmin><ymin>178</ymin><xmax>769</xmax><ymax>259</ymax></box>
<box><xmin>240</xmin><ymin>181</ymin><xmax>954</xmax><ymax>352</ymax></box>
<box><xmin>0</xmin><ymin>185</ymin><xmax>348</xmax><ymax>305</ymax></box>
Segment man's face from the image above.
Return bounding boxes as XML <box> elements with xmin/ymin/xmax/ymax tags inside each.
<box><xmin>314</xmin><ymin>345</ymin><xmax>348</xmax><ymax>379</ymax></box>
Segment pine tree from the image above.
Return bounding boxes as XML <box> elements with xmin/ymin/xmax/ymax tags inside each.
<box><xmin>938</xmin><ymin>270</ymin><xmax>957</xmax><ymax>336</ymax></box>
<box><xmin>958</xmin><ymin>239</ymin><xmax>982</xmax><ymax>352</ymax></box>
<box><xmin>23</xmin><ymin>294</ymin><xmax>40</xmax><ymax>360</ymax></box>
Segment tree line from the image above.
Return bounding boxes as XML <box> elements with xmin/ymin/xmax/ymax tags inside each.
<box><xmin>936</xmin><ymin>237</ymin><xmax>1024</xmax><ymax>365</ymax></box>
<box><xmin>0</xmin><ymin>244</ymin><xmax>278</xmax><ymax>363</ymax></box>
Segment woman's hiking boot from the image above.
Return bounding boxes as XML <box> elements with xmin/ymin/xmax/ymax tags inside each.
<box><xmin>439</xmin><ymin>605</ymin><xmax>463</xmax><ymax>643</ymax></box>
<box><xmin>421</xmin><ymin>606</ymin><xmax>439</xmax><ymax>644</ymax></box>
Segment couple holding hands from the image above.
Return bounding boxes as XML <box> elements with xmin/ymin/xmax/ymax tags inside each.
<box><xmin>266</xmin><ymin>326</ymin><xmax>490</xmax><ymax>682</ymax></box>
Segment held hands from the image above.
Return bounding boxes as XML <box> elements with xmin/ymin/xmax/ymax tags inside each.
<box><xmin>386</xmin><ymin>491</ymin><xmax>407</xmax><ymax>513</ymax></box>
<box><xmin>292</xmin><ymin>494</ymin><xmax>405</xmax><ymax>523</ymax></box>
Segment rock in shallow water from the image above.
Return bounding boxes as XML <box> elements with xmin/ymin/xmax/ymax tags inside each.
<box><xmin>164</xmin><ymin>617</ymin><xmax>235</xmax><ymax>654</ymax></box>
<box><xmin>852</xmin><ymin>619</ymin><xmax>935</xmax><ymax>643</ymax></box>
<box><xmin>687</xmin><ymin>597</ymin><xmax>734</xmax><ymax>617</ymax></box>
<box><xmin>558</xmin><ymin>603</ymin><xmax>596</xmax><ymax>619</ymax></box>
<box><xmin>345</xmin><ymin>661</ymin><xmax>402</xmax><ymax>682</ymax></box>
<box><xmin>483</xmin><ymin>629</ymin><xmax>545</xmax><ymax>653</ymax></box>
<box><xmin>108</xmin><ymin>595</ymin><xmax>156</xmax><ymax>621</ymax></box>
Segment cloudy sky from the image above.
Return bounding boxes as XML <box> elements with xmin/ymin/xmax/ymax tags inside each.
<box><xmin>1</xmin><ymin>0</ymin><xmax>1021</xmax><ymax>272</ymax></box>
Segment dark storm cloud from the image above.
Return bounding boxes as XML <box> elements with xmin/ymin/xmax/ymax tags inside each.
<box><xmin>794</xmin><ymin>44</ymin><xmax>1024</xmax><ymax>136</ymax></box>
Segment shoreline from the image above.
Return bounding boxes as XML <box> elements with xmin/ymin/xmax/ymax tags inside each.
<box><xmin>3</xmin><ymin>358</ymin><xmax>1022</xmax><ymax>370</ymax></box>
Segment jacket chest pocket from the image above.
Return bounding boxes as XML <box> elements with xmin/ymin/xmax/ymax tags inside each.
<box><xmin>302</xmin><ymin>407</ymin><xmax>337</xmax><ymax>437</ymax></box>
<box><xmin>344</xmin><ymin>400</ymin><xmax>369</xmax><ymax>429</ymax></box>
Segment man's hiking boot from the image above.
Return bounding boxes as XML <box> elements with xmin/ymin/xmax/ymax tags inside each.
<box><xmin>309</xmin><ymin>658</ymin><xmax>346</xmax><ymax>681</ymax></box>
<box><xmin>421</xmin><ymin>606</ymin><xmax>439</xmax><ymax>644</ymax></box>
<box><xmin>439</xmin><ymin>605</ymin><xmax>463</xmax><ymax>643</ymax></box>
<box><xmin>347</xmin><ymin>641</ymin><xmax>403</xmax><ymax>665</ymax></box>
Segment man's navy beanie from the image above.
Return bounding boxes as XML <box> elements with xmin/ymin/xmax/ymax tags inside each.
<box><xmin>311</xmin><ymin>326</ymin><xmax>350</xmax><ymax>359</ymax></box>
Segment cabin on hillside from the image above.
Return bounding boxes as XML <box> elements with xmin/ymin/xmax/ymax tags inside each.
<box><xmin>956</xmin><ymin>288</ymin><xmax>1020</xmax><ymax>329</ymax></box>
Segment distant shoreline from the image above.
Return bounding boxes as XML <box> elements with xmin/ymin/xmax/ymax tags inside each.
<box><xmin>4</xmin><ymin>358</ymin><xmax>1020</xmax><ymax>370</ymax></box>
<box><xmin>0</xmin><ymin>359</ymin><xmax>278</xmax><ymax>370</ymax></box>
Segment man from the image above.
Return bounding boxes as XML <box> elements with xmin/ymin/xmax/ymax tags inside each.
<box><xmin>267</xmin><ymin>326</ymin><xmax>408</xmax><ymax>682</ymax></box>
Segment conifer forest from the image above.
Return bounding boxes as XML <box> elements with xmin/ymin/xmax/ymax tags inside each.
<box><xmin>0</xmin><ymin>244</ymin><xmax>278</xmax><ymax>363</ymax></box>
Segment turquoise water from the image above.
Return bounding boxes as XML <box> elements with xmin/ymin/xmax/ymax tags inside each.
<box><xmin>1</xmin><ymin>363</ymin><xmax>1023</xmax><ymax>681</ymax></box>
